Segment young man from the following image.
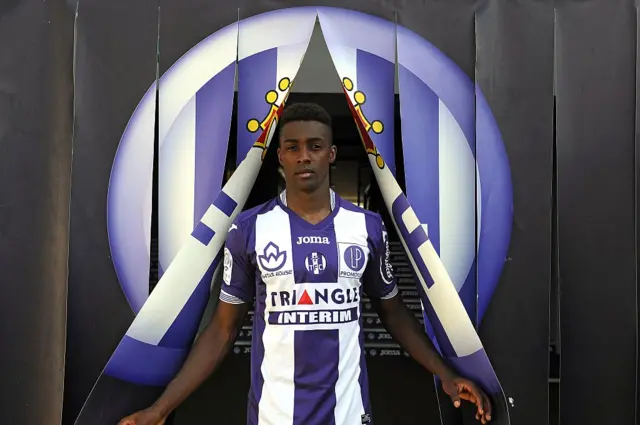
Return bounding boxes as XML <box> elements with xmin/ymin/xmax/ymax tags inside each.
<box><xmin>119</xmin><ymin>103</ymin><xmax>492</xmax><ymax>425</ymax></box>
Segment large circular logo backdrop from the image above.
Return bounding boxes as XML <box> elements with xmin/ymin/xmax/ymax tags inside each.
<box><xmin>107</xmin><ymin>6</ymin><xmax>513</xmax><ymax>324</ymax></box>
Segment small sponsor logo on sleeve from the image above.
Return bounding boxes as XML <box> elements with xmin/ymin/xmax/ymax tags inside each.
<box><xmin>223</xmin><ymin>247</ymin><xmax>232</xmax><ymax>285</ymax></box>
<box><xmin>380</xmin><ymin>229</ymin><xmax>394</xmax><ymax>284</ymax></box>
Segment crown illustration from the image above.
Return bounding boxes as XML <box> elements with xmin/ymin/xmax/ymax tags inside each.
<box><xmin>246</xmin><ymin>77</ymin><xmax>292</xmax><ymax>160</ymax></box>
<box><xmin>342</xmin><ymin>77</ymin><xmax>385</xmax><ymax>170</ymax></box>
<box><xmin>247</xmin><ymin>77</ymin><xmax>291</xmax><ymax>135</ymax></box>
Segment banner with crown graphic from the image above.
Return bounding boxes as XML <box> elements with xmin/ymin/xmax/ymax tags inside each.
<box><xmin>318</xmin><ymin>6</ymin><xmax>512</xmax><ymax>424</ymax></box>
<box><xmin>236</xmin><ymin>8</ymin><xmax>317</xmax><ymax>163</ymax></box>
<box><xmin>317</xmin><ymin>7</ymin><xmax>397</xmax><ymax>176</ymax></box>
<box><xmin>71</xmin><ymin>9</ymin><xmax>316</xmax><ymax>424</ymax></box>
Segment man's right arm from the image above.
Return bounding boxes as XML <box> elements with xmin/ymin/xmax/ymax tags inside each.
<box><xmin>119</xmin><ymin>220</ymin><xmax>255</xmax><ymax>425</ymax></box>
<box><xmin>147</xmin><ymin>300</ymin><xmax>248</xmax><ymax>418</ymax></box>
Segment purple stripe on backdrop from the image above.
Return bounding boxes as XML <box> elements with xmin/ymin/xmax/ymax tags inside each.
<box><xmin>236</xmin><ymin>48</ymin><xmax>278</xmax><ymax>164</ymax></box>
<box><xmin>104</xmin><ymin>335</ymin><xmax>189</xmax><ymax>386</ymax></box>
<box><xmin>447</xmin><ymin>348</ymin><xmax>502</xmax><ymax>395</ymax></box>
<box><xmin>158</xmin><ymin>250</ymin><xmax>222</xmax><ymax>348</ymax></box>
<box><xmin>191</xmin><ymin>222</ymin><xmax>215</xmax><ymax>246</ymax></box>
<box><xmin>293</xmin><ymin>329</ymin><xmax>339</xmax><ymax>425</ymax></box>
<box><xmin>194</xmin><ymin>62</ymin><xmax>235</xmax><ymax>226</ymax></box>
<box><xmin>475</xmin><ymin>88</ymin><xmax>513</xmax><ymax>323</ymax></box>
<box><xmin>212</xmin><ymin>190</ymin><xmax>237</xmax><ymax>217</ymax></box>
<box><xmin>247</xmin><ymin>220</ymin><xmax>264</xmax><ymax>425</ymax></box>
<box><xmin>399</xmin><ymin>65</ymin><xmax>478</xmax><ymax>326</ymax></box>
<box><xmin>398</xmin><ymin>27</ymin><xmax>513</xmax><ymax>326</ymax></box>
<box><xmin>398</xmin><ymin>64</ymin><xmax>480</xmax><ymax>343</ymax></box>
<box><xmin>357</xmin><ymin>50</ymin><xmax>396</xmax><ymax>176</ymax></box>
<box><xmin>398</xmin><ymin>64</ymin><xmax>440</xmax><ymax>254</ymax></box>
<box><xmin>397</xmin><ymin>27</ymin><xmax>475</xmax><ymax>148</ymax></box>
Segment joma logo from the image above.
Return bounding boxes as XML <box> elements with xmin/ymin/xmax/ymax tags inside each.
<box><xmin>296</xmin><ymin>236</ymin><xmax>330</xmax><ymax>245</ymax></box>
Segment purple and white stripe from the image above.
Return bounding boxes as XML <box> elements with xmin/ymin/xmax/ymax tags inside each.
<box><xmin>397</xmin><ymin>63</ymin><xmax>479</xmax><ymax>338</ymax></box>
<box><xmin>103</xmin><ymin>8</ymin><xmax>316</xmax><ymax>387</ymax></box>
<box><xmin>158</xmin><ymin>62</ymin><xmax>236</xmax><ymax>279</ymax></box>
<box><xmin>236</xmin><ymin>7</ymin><xmax>317</xmax><ymax>163</ymax></box>
<box><xmin>318</xmin><ymin>6</ymin><xmax>397</xmax><ymax>175</ymax></box>
<box><xmin>396</xmin><ymin>23</ymin><xmax>512</xmax><ymax>325</ymax></box>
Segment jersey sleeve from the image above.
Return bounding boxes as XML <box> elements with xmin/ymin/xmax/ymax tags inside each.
<box><xmin>363</xmin><ymin>215</ymin><xmax>399</xmax><ymax>299</ymax></box>
<box><xmin>219</xmin><ymin>219</ymin><xmax>255</xmax><ymax>305</ymax></box>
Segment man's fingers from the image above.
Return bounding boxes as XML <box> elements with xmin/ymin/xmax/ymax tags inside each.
<box><xmin>451</xmin><ymin>393</ymin><xmax>461</xmax><ymax>408</ymax></box>
<box><xmin>459</xmin><ymin>383</ymin><xmax>487</xmax><ymax>420</ymax></box>
<box><xmin>476</xmin><ymin>412</ymin><xmax>487</xmax><ymax>424</ymax></box>
<box><xmin>473</xmin><ymin>389</ymin><xmax>491</xmax><ymax>421</ymax></box>
<box><xmin>453</xmin><ymin>380</ymin><xmax>493</xmax><ymax>423</ymax></box>
<box><xmin>482</xmin><ymin>393</ymin><xmax>492</xmax><ymax>421</ymax></box>
<box><xmin>473</xmin><ymin>389</ymin><xmax>492</xmax><ymax>422</ymax></box>
<box><xmin>458</xmin><ymin>392</ymin><xmax>477</xmax><ymax>404</ymax></box>
<box><xmin>467</xmin><ymin>385</ymin><xmax>485</xmax><ymax>416</ymax></box>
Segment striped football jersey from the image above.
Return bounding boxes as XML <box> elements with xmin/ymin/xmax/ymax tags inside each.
<box><xmin>220</xmin><ymin>189</ymin><xmax>398</xmax><ymax>425</ymax></box>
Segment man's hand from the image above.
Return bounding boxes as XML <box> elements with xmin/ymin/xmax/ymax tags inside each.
<box><xmin>441</xmin><ymin>376</ymin><xmax>492</xmax><ymax>424</ymax></box>
<box><xmin>118</xmin><ymin>407</ymin><xmax>166</xmax><ymax>425</ymax></box>
<box><xmin>372</xmin><ymin>295</ymin><xmax>493</xmax><ymax>423</ymax></box>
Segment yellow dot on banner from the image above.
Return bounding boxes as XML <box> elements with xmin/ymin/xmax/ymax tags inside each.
<box><xmin>279</xmin><ymin>78</ymin><xmax>291</xmax><ymax>91</ymax></box>
<box><xmin>354</xmin><ymin>91</ymin><xmax>365</xmax><ymax>104</ymax></box>
<box><xmin>343</xmin><ymin>77</ymin><xmax>354</xmax><ymax>91</ymax></box>
<box><xmin>247</xmin><ymin>119</ymin><xmax>260</xmax><ymax>133</ymax></box>
<box><xmin>266</xmin><ymin>90</ymin><xmax>278</xmax><ymax>104</ymax></box>
<box><xmin>376</xmin><ymin>154</ymin><xmax>385</xmax><ymax>169</ymax></box>
<box><xmin>371</xmin><ymin>121</ymin><xmax>384</xmax><ymax>134</ymax></box>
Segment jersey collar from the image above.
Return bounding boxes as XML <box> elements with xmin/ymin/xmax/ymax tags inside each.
<box><xmin>279</xmin><ymin>188</ymin><xmax>336</xmax><ymax>211</ymax></box>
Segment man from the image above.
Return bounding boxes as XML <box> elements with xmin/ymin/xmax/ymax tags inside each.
<box><xmin>119</xmin><ymin>103</ymin><xmax>492</xmax><ymax>425</ymax></box>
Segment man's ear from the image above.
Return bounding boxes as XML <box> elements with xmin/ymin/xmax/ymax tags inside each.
<box><xmin>329</xmin><ymin>144</ymin><xmax>337</xmax><ymax>164</ymax></box>
<box><xmin>277</xmin><ymin>146</ymin><xmax>283</xmax><ymax>165</ymax></box>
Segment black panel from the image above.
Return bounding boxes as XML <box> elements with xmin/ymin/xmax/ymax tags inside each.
<box><xmin>636</xmin><ymin>7</ymin><xmax>640</xmax><ymax>424</ymax></box>
<box><xmin>396</xmin><ymin>0</ymin><xmax>476</xmax><ymax>80</ymax></box>
<box><xmin>474</xmin><ymin>2</ymin><xmax>554</xmax><ymax>425</ymax></box>
<box><xmin>556</xmin><ymin>1</ymin><xmax>637</xmax><ymax>424</ymax></box>
<box><xmin>159</xmin><ymin>0</ymin><xmax>237</xmax><ymax>76</ymax></box>
<box><xmin>63</xmin><ymin>1</ymin><xmax>159</xmax><ymax>423</ymax></box>
<box><xmin>0</xmin><ymin>0</ymin><xmax>74</xmax><ymax>423</ymax></box>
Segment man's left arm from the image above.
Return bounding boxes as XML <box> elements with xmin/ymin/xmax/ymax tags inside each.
<box><xmin>362</xmin><ymin>218</ymin><xmax>492</xmax><ymax>424</ymax></box>
<box><xmin>372</xmin><ymin>295</ymin><xmax>491</xmax><ymax>423</ymax></box>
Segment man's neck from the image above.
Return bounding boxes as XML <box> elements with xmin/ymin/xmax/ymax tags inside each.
<box><xmin>283</xmin><ymin>186</ymin><xmax>333</xmax><ymax>225</ymax></box>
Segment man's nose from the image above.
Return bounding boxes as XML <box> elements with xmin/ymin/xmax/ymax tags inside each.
<box><xmin>297</xmin><ymin>145</ymin><xmax>311</xmax><ymax>163</ymax></box>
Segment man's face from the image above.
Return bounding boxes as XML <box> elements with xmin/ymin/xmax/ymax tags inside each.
<box><xmin>277</xmin><ymin>120</ymin><xmax>336</xmax><ymax>193</ymax></box>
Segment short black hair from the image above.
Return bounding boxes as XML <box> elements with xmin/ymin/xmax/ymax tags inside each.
<box><xmin>280</xmin><ymin>102</ymin><xmax>332</xmax><ymax>130</ymax></box>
